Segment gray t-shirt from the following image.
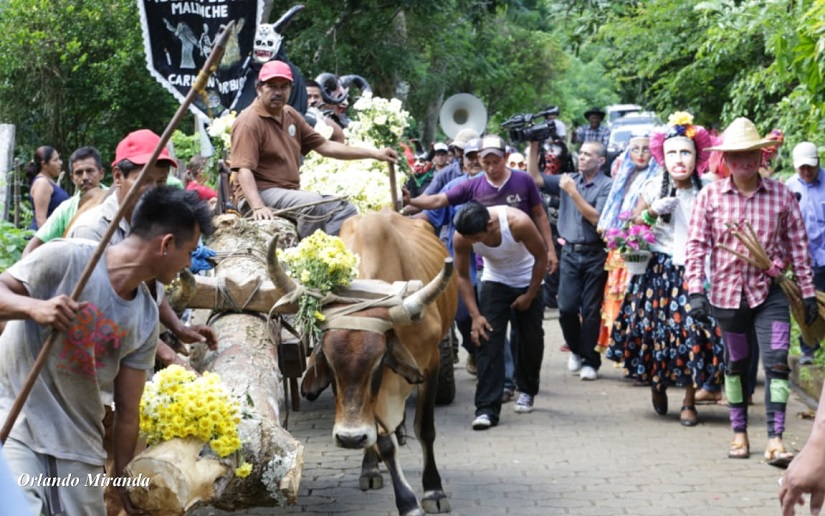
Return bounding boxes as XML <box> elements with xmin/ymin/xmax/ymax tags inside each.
<box><xmin>0</xmin><ymin>239</ymin><xmax>158</xmax><ymax>466</ymax></box>
<box><xmin>67</xmin><ymin>192</ymin><xmax>129</xmax><ymax>243</ymax></box>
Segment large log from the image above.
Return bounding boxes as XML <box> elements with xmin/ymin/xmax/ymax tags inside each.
<box><xmin>127</xmin><ymin>215</ymin><xmax>304</xmax><ymax>514</ymax></box>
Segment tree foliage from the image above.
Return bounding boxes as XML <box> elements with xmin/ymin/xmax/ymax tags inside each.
<box><xmin>270</xmin><ymin>0</ymin><xmax>574</xmax><ymax>142</ymax></box>
<box><xmin>595</xmin><ymin>0</ymin><xmax>825</xmax><ymax>169</ymax></box>
<box><xmin>0</xmin><ymin>0</ymin><xmax>179</xmax><ymax>162</ymax></box>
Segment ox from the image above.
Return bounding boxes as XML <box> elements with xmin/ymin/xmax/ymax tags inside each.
<box><xmin>271</xmin><ymin>210</ymin><xmax>458</xmax><ymax>515</ymax></box>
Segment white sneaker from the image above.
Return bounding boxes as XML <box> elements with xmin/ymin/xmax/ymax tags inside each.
<box><xmin>472</xmin><ymin>414</ymin><xmax>493</xmax><ymax>430</ymax></box>
<box><xmin>567</xmin><ymin>354</ymin><xmax>582</xmax><ymax>374</ymax></box>
<box><xmin>513</xmin><ymin>393</ymin><xmax>534</xmax><ymax>413</ymax></box>
<box><xmin>580</xmin><ymin>365</ymin><xmax>598</xmax><ymax>381</ymax></box>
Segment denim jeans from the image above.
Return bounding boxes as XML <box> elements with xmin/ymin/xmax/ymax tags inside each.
<box><xmin>713</xmin><ymin>285</ymin><xmax>791</xmax><ymax>437</ymax></box>
<box><xmin>557</xmin><ymin>246</ymin><xmax>607</xmax><ymax>369</ymax></box>
<box><xmin>475</xmin><ymin>281</ymin><xmax>544</xmax><ymax>423</ymax></box>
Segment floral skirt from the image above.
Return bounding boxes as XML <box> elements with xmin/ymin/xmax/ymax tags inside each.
<box><xmin>596</xmin><ymin>249</ymin><xmax>632</xmax><ymax>353</ymax></box>
<box><xmin>605</xmin><ymin>252</ymin><xmax>724</xmax><ymax>391</ymax></box>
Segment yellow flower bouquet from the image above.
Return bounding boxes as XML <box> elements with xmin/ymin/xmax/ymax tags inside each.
<box><xmin>139</xmin><ymin>365</ymin><xmax>251</xmax><ymax>478</ymax></box>
<box><xmin>277</xmin><ymin>230</ymin><xmax>360</xmax><ymax>342</ymax></box>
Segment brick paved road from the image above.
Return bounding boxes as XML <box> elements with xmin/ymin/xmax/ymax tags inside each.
<box><xmin>199</xmin><ymin>311</ymin><xmax>815</xmax><ymax>515</ymax></box>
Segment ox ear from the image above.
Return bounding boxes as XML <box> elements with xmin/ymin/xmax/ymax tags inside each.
<box><xmin>384</xmin><ymin>332</ymin><xmax>425</xmax><ymax>385</ymax></box>
<box><xmin>301</xmin><ymin>349</ymin><xmax>332</xmax><ymax>401</ymax></box>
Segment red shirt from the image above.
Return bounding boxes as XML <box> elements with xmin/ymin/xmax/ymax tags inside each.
<box><xmin>186</xmin><ymin>181</ymin><xmax>217</xmax><ymax>201</ymax></box>
<box><xmin>685</xmin><ymin>176</ymin><xmax>815</xmax><ymax>309</ymax></box>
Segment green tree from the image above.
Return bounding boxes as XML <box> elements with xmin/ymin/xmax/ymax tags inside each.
<box><xmin>0</xmin><ymin>0</ymin><xmax>179</xmax><ymax>164</ymax></box>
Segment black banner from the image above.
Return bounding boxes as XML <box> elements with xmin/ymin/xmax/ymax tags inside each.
<box><xmin>137</xmin><ymin>0</ymin><xmax>262</xmax><ymax>121</ymax></box>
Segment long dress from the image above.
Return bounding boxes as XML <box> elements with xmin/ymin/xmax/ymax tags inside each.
<box><xmin>605</xmin><ymin>176</ymin><xmax>724</xmax><ymax>392</ymax></box>
<box><xmin>595</xmin><ymin>152</ymin><xmax>658</xmax><ymax>353</ymax></box>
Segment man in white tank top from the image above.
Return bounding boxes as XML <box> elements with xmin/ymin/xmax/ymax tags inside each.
<box><xmin>453</xmin><ymin>201</ymin><xmax>548</xmax><ymax>429</ymax></box>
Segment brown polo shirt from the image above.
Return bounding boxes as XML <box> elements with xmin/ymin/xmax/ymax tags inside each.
<box><xmin>230</xmin><ymin>99</ymin><xmax>326</xmax><ymax>190</ymax></box>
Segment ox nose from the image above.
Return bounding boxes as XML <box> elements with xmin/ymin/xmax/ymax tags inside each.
<box><xmin>335</xmin><ymin>433</ymin><xmax>369</xmax><ymax>449</ymax></box>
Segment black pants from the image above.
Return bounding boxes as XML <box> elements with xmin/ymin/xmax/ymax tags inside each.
<box><xmin>475</xmin><ymin>281</ymin><xmax>544</xmax><ymax>423</ymax></box>
<box><xmin>557</xmin><ymin>246</ymin><xmax>607</xmax><ymax>369</ymax></box>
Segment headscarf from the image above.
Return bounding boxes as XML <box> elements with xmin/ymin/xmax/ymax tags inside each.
<box><xmin>597</xmin><ymin>137</ymin><xmax>659</xmax><ymax>233</ymax></box>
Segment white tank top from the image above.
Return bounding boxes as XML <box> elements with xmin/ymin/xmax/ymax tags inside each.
<box><xmin>473</xmin><ymin>207</ymin><xmax>535</xmax><ymax>288</ymax></box>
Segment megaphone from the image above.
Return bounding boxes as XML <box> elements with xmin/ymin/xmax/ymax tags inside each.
<box><xmin>439</xmin><ymin>93</ymin><xmax>487</xmax><ymax>139</ymax></box>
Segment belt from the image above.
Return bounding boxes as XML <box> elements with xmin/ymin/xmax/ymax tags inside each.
<box><xmin>566</xmin><ymin>242</ymin><xmax>604</xmax><ymax>253</ymax></box>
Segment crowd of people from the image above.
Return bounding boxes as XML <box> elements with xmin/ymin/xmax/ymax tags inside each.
<box><xmin>2</xmin><ymin>57</ymin><xmax>825</xmax><ymax>514</ymax></box>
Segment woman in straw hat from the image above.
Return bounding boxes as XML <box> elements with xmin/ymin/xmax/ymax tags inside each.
<box><xmin>607</xmin><ymin>112</ymin><xmax>724</xmax><ymax>427</ymax></box>
<box><xmin>685</xmin><ymin>117</ymin><xmax>818</xmax><ymax>465</ymax></box>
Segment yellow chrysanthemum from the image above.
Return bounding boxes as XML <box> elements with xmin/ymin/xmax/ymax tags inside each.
<box><xmin>668</xmin><ymin>111</ymin><xmax>694</xmax><ymax>127</ymax></box>
<box><xmin>138</xmin><ymin>365</ymin><xmax>244</xmax><ymax>458</ymax></box>
<box><xmin>235</xmin><ymin>462</ymin><xmax>253</xmax><ymax>478</ymax></box>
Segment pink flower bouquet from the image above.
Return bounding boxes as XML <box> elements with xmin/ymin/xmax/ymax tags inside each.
<box><xmin>605</xmin><ymin>211</ymin><xmax>656</xmax><ymax>255</ymax></box>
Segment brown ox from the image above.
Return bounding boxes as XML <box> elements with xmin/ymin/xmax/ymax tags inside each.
<box><xmin>272</xmin><ymin>210</ymin><xmax>457</xmax><ymax>516</ymax></box>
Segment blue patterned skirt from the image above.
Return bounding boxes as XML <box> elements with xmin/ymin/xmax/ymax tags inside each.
<box><xmin>605</xmin><ymin>252</ymin><xmax>724</xmax><ymax>391</ymax></box>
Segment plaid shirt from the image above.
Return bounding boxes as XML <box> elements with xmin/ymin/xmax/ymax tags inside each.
<box><xmin>575</xmin><ymin>125</ymin><xmax>610</xmax><ymax>146</ymax></box>
<box><xmin>685</xmin><ymin>176</ymin><xmax>815</xmax><ymax>309</ymax></box>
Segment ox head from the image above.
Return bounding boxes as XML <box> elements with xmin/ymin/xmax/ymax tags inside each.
<box><xmin>267</xmin><ymin>237</ymin><xmax>453</xmax><ymax>449</ymax></box>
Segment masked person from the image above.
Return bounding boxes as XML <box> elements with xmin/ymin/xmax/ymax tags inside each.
<box><xmin>608</xmin><ymin>113</ymin><xmax>724</xmax><ymax>426</ymax></box>
<box><xmin>686</xmin><ymin>117</ymin><xmax>817</xmax><ymax>465</ymax></box>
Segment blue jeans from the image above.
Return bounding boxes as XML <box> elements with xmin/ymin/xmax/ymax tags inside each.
<box><xmin>474</xmin><ymin>281</ymin><xmax>544</xmax><ymax>423</ymax></box>
<box><xmin>557</xmin><ymin>246</ymin><xmax>607</xmax><ymax>369</ymax></box>
<box><xmin>713</xmin><ymin>285</ymin><xmax>791</xmax><ymax>437</ymax></box>
<box><xmin>800</xmin><ymin>266</ymin><xmax>825</xmax><ymax>356</ymax></box>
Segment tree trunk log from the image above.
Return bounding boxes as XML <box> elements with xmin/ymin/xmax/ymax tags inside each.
<box><xmin>127</xmin><ymin>215</ymin><xmax>304</xmax><ymax>513</ymax></box>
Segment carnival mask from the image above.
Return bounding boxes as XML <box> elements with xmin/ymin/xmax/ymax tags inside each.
<box><xmin>628</xmin><ymin>137</ymin><xmax>652</xmax><ymax>170</ymax></box>
<box><xmin>724</xmin><ymin>150</ymin><xmax>762</xmax><ymax>182</ymax></box>
<box><xmin>663</xmin><ymin>137</ymin><xmax>696</xmax><ymax>181</ymax></box>
<box><xmin>253</xmin><ymin>24</ymin><xmax>283</xmax><ymax>64</ymax></box>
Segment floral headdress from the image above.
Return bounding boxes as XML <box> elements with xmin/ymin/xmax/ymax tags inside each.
<box><xmin>649</xmin><ymin>111</ymin><xmax>713</xmax><ymax>174</ymax></box>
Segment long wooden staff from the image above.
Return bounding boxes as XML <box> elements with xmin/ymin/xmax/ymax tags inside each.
<box><xmin>388</xmin><ymin>161</ymin><xmax>399</xmax><ymax>211</ymax></box>
<box><xmin>0</xmin><ymin>22</ymin><xmax>235</xmax><ymax>444</ymax></box>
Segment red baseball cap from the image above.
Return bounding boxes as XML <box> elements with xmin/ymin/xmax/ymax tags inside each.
<box><xmin>259</xmin><ymin>60</ymin><xmax>293</xmax><ymax>83</ymax></box>
<box><xmin>113</xmin><ymin>129</ymin><xmax>176</xmax><ymax>168</ymax></box>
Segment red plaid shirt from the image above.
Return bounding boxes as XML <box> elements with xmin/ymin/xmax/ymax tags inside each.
<box><xmin>685</xmin><ymin>176</ymin><xmax>815</xmax><ymax>309</ymax></box>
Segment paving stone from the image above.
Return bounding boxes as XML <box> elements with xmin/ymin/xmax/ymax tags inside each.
<box><xmin>193</xmin><ymin>317</ymin><xmax>814</xmax><ymax>516</ymax></box>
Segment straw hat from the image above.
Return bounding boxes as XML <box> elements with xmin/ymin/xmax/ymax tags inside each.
<box><xmin>705</xmin><ymin>117</ymin><xmax>776</xmax><ymax>152</ymax></box>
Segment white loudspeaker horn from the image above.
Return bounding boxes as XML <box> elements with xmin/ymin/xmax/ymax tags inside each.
<box><xmin>439</xmin><ymin>93</ymin><xmax>487</xmax><ymax>139</ymax></box>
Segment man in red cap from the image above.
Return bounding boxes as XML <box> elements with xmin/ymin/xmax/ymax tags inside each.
<box><xmin>230</xmin><ymin>60</ymin><xmax>398</xmax><ymax>238</ymax></box>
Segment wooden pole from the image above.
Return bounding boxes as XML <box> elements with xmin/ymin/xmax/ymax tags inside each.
<box><xmin>0</xmin><ymin>22</ymin><xmax>236</xmax><ymax>445</ymax></box>
<box><xmin>388</xmin><ymin>161</ymin><xmax>399</xmax><ymax>211</ymax></box>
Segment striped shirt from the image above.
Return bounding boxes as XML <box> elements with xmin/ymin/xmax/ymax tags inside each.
<box><xmin>685</xmin><ymin>176</ymin><xmax>815</xmax><ymax>309</ymax></box>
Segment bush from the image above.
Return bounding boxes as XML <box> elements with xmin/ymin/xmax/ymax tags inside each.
<box><xmin>0</xmin><ymin>219</ymin><xmax>33</xmax><ymax>272</ymax></box>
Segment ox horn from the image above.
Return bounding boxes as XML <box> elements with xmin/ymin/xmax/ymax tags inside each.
<box><xmin>388</xmin><ymin>258</ymin><xmax>454</xmax><ymax>325</ymax></box>
<box><xmin>168</xmin><ymin>268</ymin><xmax>197</xmax><ymax>313</ymax></box>
<box><xmin>267</xmin><ymin>235</ymin><xmax>297</xmax><ymax>294</ymax></box>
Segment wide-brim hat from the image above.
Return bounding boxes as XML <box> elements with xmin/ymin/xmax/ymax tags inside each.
<box><xmin>583</xmin><ymin>107</ymin><xmax>606</xmax><ymax>119</ymax></box>
<box><xmin>705</xmin><ymin>117</ymin><xmax>776</xmax><ymax>152</ymax></box>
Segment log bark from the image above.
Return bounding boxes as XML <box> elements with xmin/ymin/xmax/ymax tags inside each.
<box><xmin>127</xmin><ymin>215</ymin><xmax>304</xmax><ymax>513</ymax></box>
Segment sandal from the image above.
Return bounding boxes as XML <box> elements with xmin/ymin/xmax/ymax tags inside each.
<box><xmin>651</xmin><ymin>389</ymin><xmax>668</xmax><ymax>416</ymax></box>
<box><xmin>680</xmin><ymin>405</ymin><xmax>698</xmax><ymax>427</ymax></box>
<box><xmin>764</xmin><ymin>445</ymin><xmax>794</xmax><ymax>469</ymax></box>
<box><xmin>728</xmin><ymin>439</ymin><xmax>750</xmax><ymax>459</ymax></box>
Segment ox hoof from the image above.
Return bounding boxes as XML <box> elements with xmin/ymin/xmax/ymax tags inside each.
<box><xmin>421</xmin><ymin>491</ymin><xmax>451</xmax><ymax>513</ymax></box>
<box><xmin>359</xmin><ymin>471</ymin><xmax>383</xmax><ymax>491</ymax></box>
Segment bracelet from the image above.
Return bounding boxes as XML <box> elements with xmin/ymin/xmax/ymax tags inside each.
<box><xmin>253</xmin><ymin>206</ymin><xmax>266</xmax><ymax>211</ymax></box>
<box><xmin>641</xmin><ymin>209</ymin><xmax>657</xmax><ymax>226</ymax></box>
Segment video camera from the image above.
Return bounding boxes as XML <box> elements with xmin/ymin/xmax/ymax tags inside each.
<box><xmin>501</xmin><ymin>106</ymin><xmax>560</xmax><ymax>144</ymax></box>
